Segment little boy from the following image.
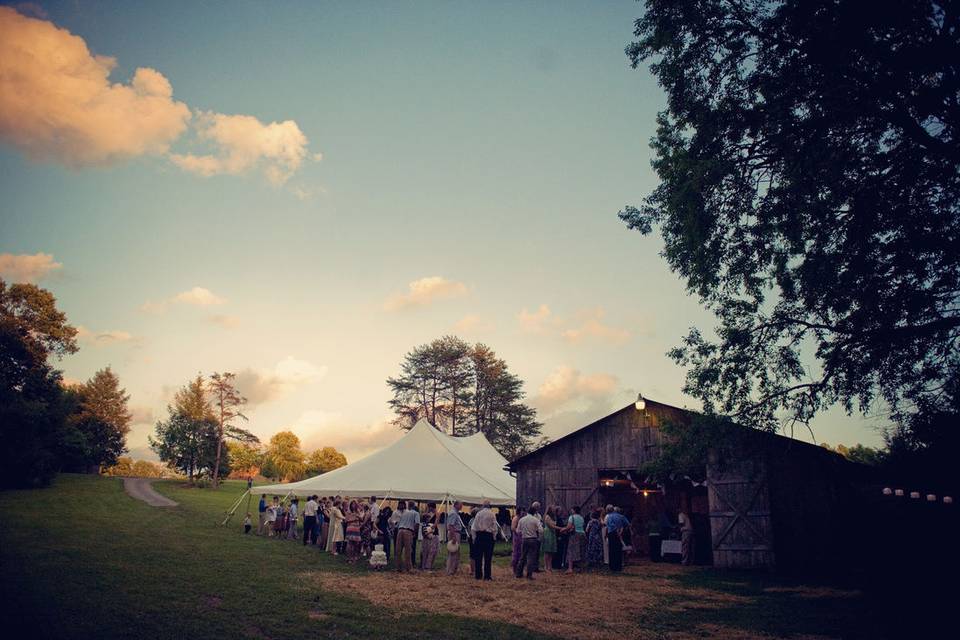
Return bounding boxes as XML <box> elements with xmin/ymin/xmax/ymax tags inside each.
<box><xmin>243</xmin><ymin>513</ymin><xmax>252</xmax><ymax>534</ymax></box>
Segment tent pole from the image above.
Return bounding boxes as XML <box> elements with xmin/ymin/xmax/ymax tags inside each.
<box><xmin>221</xmin><ymin>489</ymin><xmax>250</xmax><ymax>526</ymax></box>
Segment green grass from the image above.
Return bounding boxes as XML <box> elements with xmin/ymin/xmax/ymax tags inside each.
<box><xmin>0</xmin><ymin>475</ymin><xmax>546</xmax><ymax>640</ymax></box>
<box><xmin>0</xmin><ymin>475</ymin><xmax>887</xmax><ymax>639</ymax></box>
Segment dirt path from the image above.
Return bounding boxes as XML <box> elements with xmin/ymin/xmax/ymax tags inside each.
<box><xmin>123</xmin><ymin>477</ymin><xmax>178</xmax><ymax>507</ymax></box>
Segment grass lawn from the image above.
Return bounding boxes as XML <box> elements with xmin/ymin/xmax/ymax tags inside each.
<box><xmin>0</xmin><ymin>475</ymin><xmax>887</xmax><ymax>639</ymax></box>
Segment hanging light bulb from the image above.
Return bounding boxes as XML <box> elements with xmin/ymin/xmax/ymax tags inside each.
<box><xmin>635</xmin><ymin>392</ymin><xmax>646</xmax><ymax>411</ymax></box>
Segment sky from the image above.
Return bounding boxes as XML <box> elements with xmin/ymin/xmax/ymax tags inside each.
<box><xmin>0</xmin><ymin>0</ymin><xmax>885</xmax><ymax>463</ymax></box>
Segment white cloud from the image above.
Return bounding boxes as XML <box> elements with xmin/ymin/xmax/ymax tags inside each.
<box><xmin>384</xmin><ymin>276</ymin><xmax>468</xmax><ymax>311</ymax></box>
<box><xmin>0</xmin><ymin>252</ymin><xmax>62</xmax><ymax>283</ymax></box>
<box><xmin>235</xmin><ymin>356</ymin><xmax>328</xmax><ymax>406</ymax></box>
<box><xmin>76</xmin><ymin>325</ymin><xmax>134</xmax><ymax>346</ymax></box>
<box><xmin>297</xmin><ymin>412</ymin><xmax>402</xmax><ymax>463</ymax></box>
<box><xmin>0</xmin><ymin>7</ymin><xmax>190</xmax><ymax>166</ymax></box>
<box><xmin>140</xmin><ymin>286</ymin><xmax>226</xmax><ymax>313</ymax></box>
<box><xmin>533</xmin><ymin>365</ymin><xmax>620</xmax><ymax>415</ymax></box>
<box><xmin>170</xmin><ymin>111</ymin><xmax>319</xmax><ymax>186</ymax></box>
<box><xmin>0</xmin><ymin>7</ymin><xmax>319</xmax><ymax>184</ymax></box>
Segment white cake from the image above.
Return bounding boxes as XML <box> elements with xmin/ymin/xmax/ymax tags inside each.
<box><xmin>369</xmin><ymin>543</ymin><xmax>387</xmax><ymax>568</ymax></box>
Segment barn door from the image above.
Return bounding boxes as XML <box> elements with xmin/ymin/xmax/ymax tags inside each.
<box><xmin>707</xmin><ymin>452</ymin><xmax>775</xmax><ymax>569</ymax></box>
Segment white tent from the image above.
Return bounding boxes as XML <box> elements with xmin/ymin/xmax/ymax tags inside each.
<box><xmin>252</xmin><ymin>419</ymin><xmax>516</xmax><ymax>505</ymax></box>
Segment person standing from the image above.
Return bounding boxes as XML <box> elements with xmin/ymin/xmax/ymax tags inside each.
<box><xmin>318</xmin><ymin>498</ymin><xmax>328</xmax><ymax>549</ymax></box>
<box><xmin>377</xmin><ymin>505</ymin><xmax>393</xmax><ymax>561</ymax></box>
<box><xmin>257</xmin><ymin>494</ymin><xmax>268</xmax><ymax>535</ymax></box>
<box><xmin>564</xmin><ymin>505</ymin><xmax>585</xmax><ymax>574</ymax></box>
<box><xmin>344</xmin><ymin>501</ymin><xmax>362</xmax><ymax>563</ymax></box>
<box><xmin>445</xmin><ymin>501</ymin><xmax>464</xmax><ymax>575</ymax></box>
<box><xmin>247</xmin><ymin>476</ymin><xmax>253</xmax><ymax>490</ymax></box>
<box><xmin>514</xmin><ymin>505</ymin><xmax>544</xmax><ymax>579</ymax></box>
<box><xmin>395</xmin><ymin>500</ymin><xmax>420</xmax><ymax>572</ymax></box>
<box><xmin>542</xmin><ymin>506</ymin><xmax>559</xmax><ymax>573</ymax></box>
<box><xmin>585</xmin><ymin>509</ymin><xmax>603</xmax><ymax>569</ymax></box>
<box><xmin>679</xmin><ymin>507</ymin><xmax>695</xmax><ymax>566</ymax></box>
<box><xmin>303</xmin><ymin>495</ymin><xmax>318</xmax><ymax>545</ymax></box>
<box><xmin>326</xmin><ymin>499</ymin><xmax>345</xmax><ymax>555</ymax></box>
<box><xmin>510</xmin><ymin>507</ymin><xmax>523</xmax><ymax>574</ymax></box>
<box><xmin>287</xmin><ymin>498</ymin><xmax>299</xmax><ymax>540</ymax></box>
<box><xmin>605</xmin><ymin>505</ymin><xmax>630</xmax><ymax>572</ymax></box>
<box><xmin>471</xmin><ymin>500</ymin><xmax>498</xmax><ymax>580</ymax></box>
<box><xmin>420</xmin><ymin>502</ymin><xmax>439</xmax><ymax>570</ymax></box>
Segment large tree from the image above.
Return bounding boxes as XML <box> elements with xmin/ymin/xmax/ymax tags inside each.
<box><xmin>207</xmin><ymin>372</ymin><xmax>249</xmax><ymax>489</ymax></box>
<box><xmin>387</xmin><ymin>336</ymin><xmax>543</xmax><ymax>459</ymax></box>
<box><xmin>0</xmin><ymin>279</ymin><xmax>78</xmax><ymax>488</ymax></box>
<box><xmin>621</xmin><ymin>0</ymin><xmax>960</xmax><ymax>434</ymax></box>
<box><xmin>306</xmin><ymin>446</ymin><xmax>347</xmax><ymax>476</ymax></box>
<box><xmin>150</xmin><ymin>376</ymin><xmax>220</xmax><ymax>482</ymax></box>
<box><xmin>266</xmin><ymin>431</ymin><xmax>306</xmax><ymax>482</ymax></box>
<box><xmin>62</xmin><ymin>367</ymin><xmax>132</xmax><ymax>472</ymax></box>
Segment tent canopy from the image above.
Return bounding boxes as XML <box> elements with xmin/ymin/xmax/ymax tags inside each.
<box><xmin>253</xmin><ymin>419</ymin><xmax>516</xmax><ymax>505</ymax></box>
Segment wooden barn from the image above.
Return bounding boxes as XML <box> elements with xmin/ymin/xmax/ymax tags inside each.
<box><xmin>506</xmin><ymin>398</ymin><xmax>871</xmax><ymax>571</ymax></box>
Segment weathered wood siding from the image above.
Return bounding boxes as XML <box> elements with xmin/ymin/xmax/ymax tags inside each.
<box><xmin>707</xmin><ymin>452</ymin><xmax>776</xmax><ymax>569</ymax></box>
<box><xmin>512</xmin><ymin>401</ymin><xmax>689</xmax><ymax>510</ymax></box>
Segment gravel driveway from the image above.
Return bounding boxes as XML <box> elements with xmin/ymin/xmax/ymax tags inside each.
<box><xmin>123</xmin><ymin>477</ymin><xmax>178</xmax><ymax>507</ymax></box>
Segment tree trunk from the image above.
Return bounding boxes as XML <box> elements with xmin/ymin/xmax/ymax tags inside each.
<box><xmin>212</xmin><ymin>392</ymin><xmax>224</xmax><ymax>489</ymax></box>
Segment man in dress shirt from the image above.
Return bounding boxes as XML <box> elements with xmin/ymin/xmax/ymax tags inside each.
<box><xmin>514</xmin><ymin>504</ymin><xmax>544</xmax><ymax>579</ymax></box>
<box><xmin>605</xmin><ymin>505</ymin><xmax>630</xmax><ymax>572</ymax></box>
<box><xmin>367</xmin><ymin>496</ymin><xmax>380</xmax><ymax>521</ymax></box>
<box><xmin>302</xmin><ymin>495</ymin><xmax>319</xmax><ymax>545</ymax></box>
<box><xmin>395</xmin><ymin>500</ymin><xmax>420</xmax><ymax>572</ymax></box>
<box><xmin>470</xmin><ymin>499</ymin><xmax>498</xmax><ymax>580</ymax></box>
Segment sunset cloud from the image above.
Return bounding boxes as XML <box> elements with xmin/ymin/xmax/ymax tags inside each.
<box><xmin>533</xmin><ymin>365</ymin><xmax>619</xmax><ymax>415</ymax></box>
<box><xmin>297</xmin><ymin>412</ymin><xmax>402</xmax><ymax>462</ymax></box>
<box><xmin>170</xmin><ymin>112</ymin><xmax>318</xmax><ymax>185</ymax></box>
<box><xmin>0</xmin><ymin>7</ymin><xmax>318</xmax><ymax>184</ymax></box>
<box><xmin>0</xmin><ymin>7</ymin><xmax>190</xmax><ymax>166</ymax></box>
<box><xmin>561</xmin><ymin>308</ymin><xmax>631</xmax><ymax>345</ymax></box>
<box><xmin>209</xmin><ymin>314</ymin><xmax>240</xmax><ymax>329</ymax></box>
<box><xmin>140</xmin><ymin>286</ymin><xmax>226</xmax><ymax>313</ymax></box>
<box><xmin>235</xmin><ymin>356</ymin><xmax>328</xmax><ymax>406</ymax></box>
<box><xmin>0</xmin><ymin>252</ymin><xmax>62</xmax><ymax>283</ymax></box>
<box><xmin>384</xmin><ymin>276</ymin><xmax>468</xmax><ymax>311</ymax></box>
<box><xmin>518</xmin><ymin>304</ymin><xmax>631</xmax><ymax>345</ymax></box>
<box><xmin>453</xmin><ymin>314</ymin><xmax>494</xmax><ymax>334</ymax></box>
<box><xmin>518</xmin><ymin>304</ymin><xmax>555</xmax><ymax>334</ymax></box>
<box><xmin>76</xmin><ymin>325</ymin><xmax>134</xmax><ymax>346</ymax></box>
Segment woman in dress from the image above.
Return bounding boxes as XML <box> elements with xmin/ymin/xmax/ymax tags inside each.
<box><xmin>359</xmin><ymin>502</ymin><xmax>373</xmax><ymax>557</ymax></box>
<box><xmin>377</xmin><ymin>505</ymin><xmax>393</xmax><ymax>561</ymax></box>
<box><xmin>510</xmin><ymin>506</ymin><xmax>524</xmax><ymax>573</ymax></box>
<box><xmin>554</xmin><ymin>505</ymin><xmax>568</xmax><ymax>570</ymax></box>
<box><xmin>585</xmin><ymin>508</ymin><xmax>603</xmax><ymax>569</ymax></box>
<box><xmin>326</xmin><ymin>499</ymin><xmax>345</xmax><ymax>556</ymax></box>
<box><xmin>563</xmin><ymin>505</ymin><xmax>586</xmax><ymax>573</ymax></box>
<box><xmin>541</xmin><ymin>505</ymin><xmax>560</xmax><ymax>573</ymax></box>
<box><xmin>344</xmin><ymin>500</ymin><xmax>362</xmax><ymax>563</ymax></box>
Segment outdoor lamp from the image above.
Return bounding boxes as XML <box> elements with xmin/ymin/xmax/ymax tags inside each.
<box><xmin>910</xmin><ymin>491</ymin><xmax>920</xmax><ymax>499</ymax></box>
<box><xmin>882</xmin><ymin>487</ymin><xmax>892</xmax><ymax>495</ymax></box>
<box><xmin>944</xmin><ymin>496</ymin><xmax>953</xmax><ymax>504</ymax></box>
<box><xmin>926</xmin><ymin>494</ymin><xmax>936</xmax><ymax>502</ymax></box>
<box><xmin>895</xmin><ymin>489</ymin><xmax>904</xmax><ymax>496</ymax></box>
<box><xmin>635</xmin><ymin>392</ymin><xmax>646</xmax><ymax>411</ymax></box>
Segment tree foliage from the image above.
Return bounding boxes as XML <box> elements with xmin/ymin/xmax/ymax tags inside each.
<box><xmin>207</xmin><ymin>371</ymin><xmax>250</xmax><ymax>488</ymax></box>
<box><xmin>621</xmin><ymin>1</ymin><xmax>960</xmax><ymax>433</ymax></box>
<box><xmin>266</xmin><ymin>431</ymin><xmax>306</xmax><ymax>482</ymax></box>
<box><xmin>0</xmin><ymin>279</ymin><xmax>78</xmax><ymax>488</ymax></box>
<box><xmin>226</xmin><ymin>441</ymin><xmax>262</xmax><ymax>476</ymax></box>
<box><xmin>61</xmin><ymin>367</ymin><xmax>132</xmax><ymax>472</ymax></box>
<box><xmin>306</xmin><ymin>446</ymin><xmax>347</xmax><ymax>475</ymax></box>
<box><xmin>387</xmin><ymin>336</ymin><xmax>543</xmax><ymax>459</ymax></box>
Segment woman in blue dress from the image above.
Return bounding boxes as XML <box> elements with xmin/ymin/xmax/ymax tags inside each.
<box><xmin>585</xmin><ymin>508</ymin><xmax>603</xmax><ymax>570</ymax></box>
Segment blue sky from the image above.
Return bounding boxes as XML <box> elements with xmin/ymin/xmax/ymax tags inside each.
<box><xmin>0</xmin><ymin>1</ymin><xmax>883</xmax><ymax>461</ymax></box>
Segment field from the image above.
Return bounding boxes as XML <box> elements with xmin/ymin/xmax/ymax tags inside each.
<box><xmin>0</xmin><ymin>475</ymin><xmax>886</xmax><ymax>639</ymax></box>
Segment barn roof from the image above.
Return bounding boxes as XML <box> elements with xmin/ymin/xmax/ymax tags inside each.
<box><xmin>507</xmin><ymin>396</ymin><xmax>859</xmax><ymax>471</ymax></box>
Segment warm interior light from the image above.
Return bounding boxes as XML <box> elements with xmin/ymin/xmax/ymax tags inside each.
<box><xmin>642</xmin><ymin>490</ymin><xmax>649</xmax><ymax>497</ymax></box>
<box><xmin>635</xmin><ymin>392</ymin><xmax>646</xmax><ymax>411</ymax></box>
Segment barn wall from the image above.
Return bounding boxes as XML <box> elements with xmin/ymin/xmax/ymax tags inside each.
<box><xmin>513</xmin><ymin>402</ymin><xmax>689</xmax><ymax>510</ymax></box>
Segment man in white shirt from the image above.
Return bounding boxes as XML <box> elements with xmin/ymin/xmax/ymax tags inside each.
<box><xmin>514</xmin><ymin>504</ymin><xmax>544</xmax><ymax>579</ymax></box>
<box><xmin>470</xmin><ymin>500</ymin><xmax>498</xmax><ymax>580</ymax></box>
<box><xmin>679</xmin><ymin>508</ymin><xmax>694</xmax><ymax>566</ymax></box>
<box><xmin>367</xmin><ymin>496</ymin><xmax>380</xmax><ymax>521</ymax></box>
<box><xmin>303</xmin><ymin>496</ymin><xmax>319</xmax><ymax>545</ymax></box>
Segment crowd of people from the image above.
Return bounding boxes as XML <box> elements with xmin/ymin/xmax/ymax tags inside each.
<box><xmin>243</xmin><ymin>493</ymin><xmax>695</xmax><ymax>577</ymax></box>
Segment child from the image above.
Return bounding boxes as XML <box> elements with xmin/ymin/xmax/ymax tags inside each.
<box><xmin>243</xmin><ymin>513</ymin><xmax>252</xmax><ymax>534</ymax></box>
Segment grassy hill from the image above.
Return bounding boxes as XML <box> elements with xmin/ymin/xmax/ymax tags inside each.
<box><xmin>0</xmin><ymin>474</ymin><xmax>883</xmax><ymax>639</ymax></box>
